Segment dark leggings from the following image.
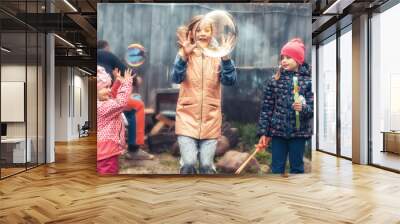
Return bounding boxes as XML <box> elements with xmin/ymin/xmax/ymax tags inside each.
<box><xmin>270</xmin><ymin>137</ymin><xmax>307</xmax><ymax>174</ymax></box>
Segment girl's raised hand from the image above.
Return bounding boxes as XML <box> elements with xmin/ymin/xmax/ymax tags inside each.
<box><xmin>220</xmin><ymin>34</ymin><xmax>234</xmax><ymax>60</ymax></box>
<box><xmin>177</xmin><ymin>30</ymin><xmax>196</xmax><ymax>59</ymax></box>
<box><xmin>112</xmin><ymin>68</ymin><xmax>123</xmax><ymax>81</ymax></box>
<box><xmin>123</xmin><ymin>68</ymin><xmax>135</xmax><ymax>81</ymax></box>
<box><xmin>221</xmin><ymin>33</ymin><xmax>234</xmax><ymax>50</ymax></box>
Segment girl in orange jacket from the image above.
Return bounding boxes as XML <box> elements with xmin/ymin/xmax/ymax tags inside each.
<box><xmin>171</xmin><ymin>15</ymin><xmax>237</xmax><ymax>174</ymax></box>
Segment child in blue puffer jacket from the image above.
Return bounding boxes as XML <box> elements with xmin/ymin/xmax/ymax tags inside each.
<box><xmin>257</xmin><ymin>38</ymin><xmax>314</xmax><ymax>174</ymax></box>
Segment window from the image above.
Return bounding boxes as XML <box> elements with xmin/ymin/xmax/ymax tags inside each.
<box><xmin>339</xmin><ymin>27</ymin><xmax>352</xmax><ymax>158</ymax></box>
<box><xmin>370</xmin><ymin>3</ymin><xmax>400</xmax><ymax>171</ymax></box>
<box><xmin>317</xmin><ymin>36</ymin><xmax>337</xmax><ymax>154</ymax></box>
<box><xmin>0</xmin><ymin>1</ymin><xmax>47</xmax><ymax>179</ymax></box>
<box><xmin>312</xmin><ymin>45</ymin><xmax>317</xmax><ymax>151</ymax></box>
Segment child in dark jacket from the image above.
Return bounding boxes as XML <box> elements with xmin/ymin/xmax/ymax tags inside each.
<box><xmin>257</xmin><ymin>38</ymin><xmax>313</xmax><ymax>174</ymax></box>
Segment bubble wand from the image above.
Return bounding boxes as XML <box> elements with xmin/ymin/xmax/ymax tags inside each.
<box><xmin>293</xmin><ymin>76</ymin><xmax>300</xmax><ymax>130</ymax></box>
<box><xmin>235</xmin><ymin>145</ymin><xmax>262</xmax><ymax>174</ymax></box>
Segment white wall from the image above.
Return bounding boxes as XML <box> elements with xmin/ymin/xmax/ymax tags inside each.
<box><xmin>54</xmin><ymin>66</ymin><xmax>69</xmax><ymax>141</ymax></box>
<box><xmin>1</xmin><ymin>65</ymin><xmax>35</xmax><ymax>137</ymax></box>
<box><xmin>1</xmin><ymin>64</ymin><xmax>46</xmax><ymax>164</ymax></box>
<box><xmin>71</xmin><ymin>71</ymin><xmax>89</xmax><ymax>139</ymax></box>
<box><xmin>1</xmin><ymin>65</ymin><xmax>26</xmax><ymax>142</ymax></box>
<box><xmin>54</xmin><ymin>67</ymin><xmax>89</xmax><ymax>141</ymax></box>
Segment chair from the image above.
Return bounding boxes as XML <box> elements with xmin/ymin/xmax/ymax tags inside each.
<box><xmin>79</xmin><ymin>121</ymin><xmax>90</xmax><ymax>138</ymax></box>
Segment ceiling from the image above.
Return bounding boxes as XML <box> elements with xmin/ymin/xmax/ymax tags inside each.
<box><xmin>311</xmin><ymin>0</ymin><xmax>390</xmax><ymax>43</ymax></box>
<box><xmin>0</xmin><ymin>0</ymin><xmax>98</xmax><ymax>73</ymax></box>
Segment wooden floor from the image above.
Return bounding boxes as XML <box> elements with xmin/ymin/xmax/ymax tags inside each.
<box><xmin>372</xmin><ymin>150</ymin><xmax>400</xmax><ymax>171</ymax></box>
<box><xmin>1</xmin><ymin>136</ymin><xmax>400</xmax><ymax>223</ymax></box>
<box><xmin>1</xmin><ymin>167</ymin><xmax>26</xmax><ymax>177</ymax></box>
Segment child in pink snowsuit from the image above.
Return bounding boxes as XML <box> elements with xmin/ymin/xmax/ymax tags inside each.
<box><xmin>97</xmin><ymin>66</ymin><xmax>133</xmax><ymax>174</ymax></box>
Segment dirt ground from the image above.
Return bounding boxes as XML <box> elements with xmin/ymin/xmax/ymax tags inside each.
<box><xmin>119</xmin><ymin>153</ymin><xmax>180</xmax><ymax>174</ymax></box>
<box><xmin>118</xmin><ymin>150</ymin><xmax>310</xmax><ymax>175</ymax></box>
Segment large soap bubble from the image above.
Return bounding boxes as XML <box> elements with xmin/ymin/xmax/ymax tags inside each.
<box><xmin>194</xmin><ymin>10</ymin><xmax>237</xmax><ymax>58</ymax></box>
<box><xmin>126</xmin><ymin>43</ymin><xmax>146</xmax><ymax>67</ymax></box>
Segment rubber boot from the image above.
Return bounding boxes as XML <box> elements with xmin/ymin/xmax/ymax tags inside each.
<box><xmin>198</xmin><ymin>166</ymin><xmax>216</xmax><ymax>174</ymax></box>
<box><xmin>180</xmin><ymin>165</ymin><xmax>197</xmax><ymax>174</ymax></box>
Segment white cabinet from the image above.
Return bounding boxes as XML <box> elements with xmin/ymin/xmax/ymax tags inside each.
<box><xmin>1</xmin><ymin>138</ymin><xmax>32</xmax><ymax>163</ymax></box>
